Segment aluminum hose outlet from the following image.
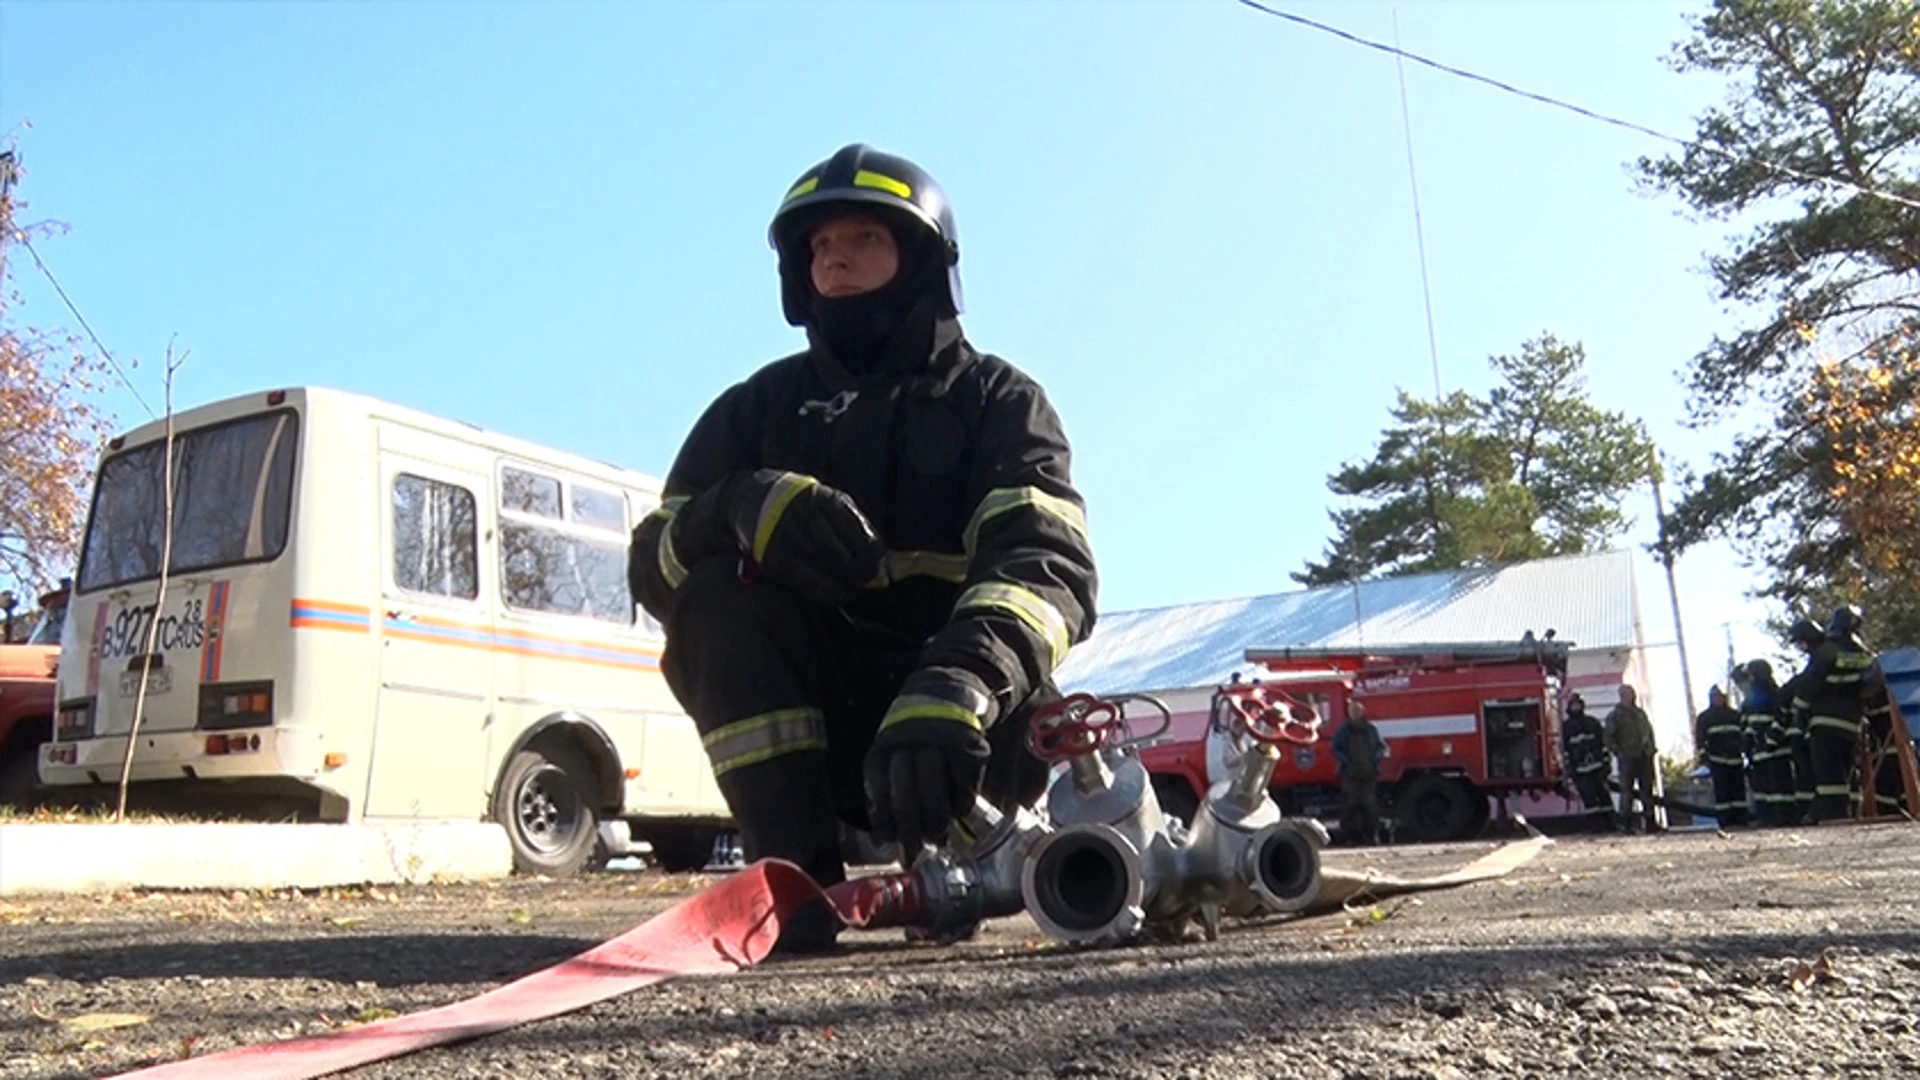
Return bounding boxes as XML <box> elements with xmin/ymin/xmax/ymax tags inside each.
<box><xmin>827</xmin><ymin>796</ymin><xmax>1050</xmax><ymax>937</ymax></box>
<box><xmin>1021</xmin><ymin>692</ymin><xmax>1183</xmax><ymax>945</ymax></box>
<box><xmin>1245</xmin><ymin>819</ymin><xmax>1323</xmax><ymax>914</ymax></box>
<box><xmin>1020</xmin><ymin>822</ymin><xmax>1147</xmax><ymax>945</ymax></box>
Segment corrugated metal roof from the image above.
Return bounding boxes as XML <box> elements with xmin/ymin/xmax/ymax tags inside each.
<box><xmin>1057</xmin><ymin>549</ymin><xmax>1641</xmax><ymax>696</ymax></box>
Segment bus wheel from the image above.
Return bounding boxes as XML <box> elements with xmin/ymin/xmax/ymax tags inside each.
<box><xmin>493</xmin><ymin>746</ymin><xmax>598</xmax><ymax>876</ymax></box>
<box><xmin>1394</xmin><ymin>775</ymin><xmax>1476</xmax><ymax>843</ymax></box>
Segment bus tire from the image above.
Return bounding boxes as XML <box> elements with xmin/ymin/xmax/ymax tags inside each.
<box><xmin>492</xmin><ymin>746</ymin><xmax>599</xmax><ymax>877</ymax></box>
<box><xmin>1394</xmin><ymin>775</ymin><xmax>1476</xmax><ymax>843</ymax></box>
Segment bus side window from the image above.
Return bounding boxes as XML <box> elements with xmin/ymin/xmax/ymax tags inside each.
<box><xmin>393</xmin><ymin>474</ymin><xmax>479</xmax><ymax>600</ymax></box>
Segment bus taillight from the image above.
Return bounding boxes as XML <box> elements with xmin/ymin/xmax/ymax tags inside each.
<box><xmin>198</xmin><ymin>682</ymin><xmax>275</xmax><ymax>730</ymax></box>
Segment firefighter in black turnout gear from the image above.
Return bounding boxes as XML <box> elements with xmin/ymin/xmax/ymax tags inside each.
<box><xmin>627</xmin><ymin>145</ymin><xmax>1098</xmax><ymax>953</ymax></box>
<box><xmin>1793</xmin><ymin>606</ymin><xmax>1876</xmax><ymax>822</ymax></box>
<box><xmin>1781</xmin><ymin>617</ymin><xmax>1825</xmax><ymax>823</ymax></box>
<box><xmin>1560</xmin><ymin>693</ymin><xmax>1612</xmax><ymax>829</ymax></box>
<box><xmin>1740</xmin><ymin>660</ymin><xmax>1795</xmax><ymax>827</ymax></box>
<box><xmin>1694</xmin><ymin>684</ymin><xmax>1748</xmax><ymax>827</ymax></box>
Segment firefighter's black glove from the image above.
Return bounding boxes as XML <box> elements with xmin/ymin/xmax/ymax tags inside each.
<box><xmin>731</xmin><ymin>471</ymin><xmax>884</xmax><ymax>608</ymax></box>
<box><xmin>668</xmin><ymin>470</ymin><xmax>883</xmax><ymax>608</ymax></box>
<box><xmin>863</xmin><ymin>670</ymin><xmax>995</xmax><ymax>861</ymax></box>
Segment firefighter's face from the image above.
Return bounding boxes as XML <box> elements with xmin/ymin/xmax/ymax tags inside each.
<box><xmin>809</xmin><ymin>213</ymin><xmax>899</xmax><ymax>299</ymax></box>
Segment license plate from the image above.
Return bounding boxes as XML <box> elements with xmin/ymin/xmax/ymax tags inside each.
<box><xmin>119</xmin><ymin>667</ymin><xmax>174</xmax><ymax>698</ymax></box>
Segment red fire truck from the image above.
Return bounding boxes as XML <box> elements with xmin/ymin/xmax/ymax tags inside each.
<box><xmin>1137</xmin><ymin>638</ymin><xmax>1571</xmax><ymax>843</ymax></box>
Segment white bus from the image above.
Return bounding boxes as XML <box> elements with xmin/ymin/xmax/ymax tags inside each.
<box><xmin>40</xmin><ymin>387</ymin><xmax>731</xmax><ymax>874</ymax></box>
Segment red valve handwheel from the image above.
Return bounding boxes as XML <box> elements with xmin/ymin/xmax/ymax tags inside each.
<box><xmin>1221</xmin><ymin>683</ymin><xmax>1321</xmax><ymax>746</ymax></box>
<box><xmin>1027</xmin><ymin>692</ymin><xmax>1123</xmax><ymax>762</ymax></box>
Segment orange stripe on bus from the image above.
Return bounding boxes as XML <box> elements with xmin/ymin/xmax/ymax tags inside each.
<box><xmin>293</xmin><ymin>598</ymin><xmax>373</xmax><ymax>616</ymax></box>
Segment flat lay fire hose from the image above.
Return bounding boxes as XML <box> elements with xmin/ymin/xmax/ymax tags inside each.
<box><xmin>109</xmin><ymin>686</ymin><xmax>1552</xmax><ymax>1080</ymax></box>
<box><xmin>111</xmin><ymin>831</ymin><xmax>1550</xmax><ymax>1080</ymax></box>
<box><xmin>112</xmin><ymin>859</ymin><xmax>841</xmax><ymax>1080</ymax></box>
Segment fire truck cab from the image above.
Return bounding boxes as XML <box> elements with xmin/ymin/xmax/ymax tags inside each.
<box><xmin>1138</xmin><ymin>638</ymin><xmax>1571</xmax><ymax>843</ymax></box>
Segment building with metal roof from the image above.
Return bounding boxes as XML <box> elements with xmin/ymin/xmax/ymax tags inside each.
<box><xmin>1058</xmin><ymin>549</ymin><xmax>1648</xmax><ymax>709</ymax></box>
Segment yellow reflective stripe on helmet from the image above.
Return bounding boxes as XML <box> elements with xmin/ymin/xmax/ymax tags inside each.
<box><xmin>880</xmin><ymin>694</ymin><xmax>984</xmax><ymax>733</ymax></box>
<box><xmin>962</xmin><ymin>486</ymin><xmax>1089</xmax><ymax>557</ymax></box>
<box><xmin>702</xmin><ymin>707</ymin><xmax>828</xmax><ymax>777</ymax></box>
<box><xmin>853</xmin><ymin>169</ymin><xmax>912</xmax><ymax>199</ymax></box>
<box><xmin>957</xmin><ymin>582</ymin><xmax>1070</xmax><ymax>668</ymax></box>
<box><xmin>653</xmin><ymin>496</ymin><xmax>691</xmax><ymax>589</ymax></box>
<box><xmin>784</xmin><ymin>176</ymin><xmax>820</xmax><ymax>202</ymax></box>
<box><xmin>752</xmin><ymin>473</ymin><xmax>816</xmax><ymax>563</ymax></box>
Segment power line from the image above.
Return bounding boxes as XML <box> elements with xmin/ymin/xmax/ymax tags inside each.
<box><xmin>1235</xmin><ymin>0</ymin><xmax>1920</xmax><ymax>214</ymax></box>
<box><xmin>15</xmin><ymin>232</ymin><xmax>155</xmax><ymax>418</ymax></box>
<box><xmin>1391</xmin><ymin>9</ymin><xmax>1445</xmax><ymax>403</ymax></box>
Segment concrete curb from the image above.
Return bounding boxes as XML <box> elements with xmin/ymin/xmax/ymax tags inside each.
<box><xmin>0</xmin><ymin>821</ymin><xmax>513</xmax><ymax>896</ymax></box>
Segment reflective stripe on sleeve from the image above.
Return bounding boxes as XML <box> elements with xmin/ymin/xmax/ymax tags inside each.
<box><xmin>962</xmin><ymin>486</ymin><xmax>1089</xmax><ymax>557</ymax></box>
<box><xmin>866</xmin><ymin>549</ymin><xmax>971</xmax><ymax>588</ymax></box>
<box><xmin>701</xmin><ymin>707</ymin><xmax>828</xmax><ymax>778</ymax></box>
<box><xmin>956</xmin><ymin>581</ymin><xmax>1071</xmax><ymax>668</ymax></box>
<box><xmin>752</xmin><ymin>473</ymin><xmax>816</xmax><ymax>563</ymax></box>
<box><xmin>653</xmin><ymin>497</ymin><xmax>691</xmax><ymax>589</ymax></box>
<box><xmin>880</xmin><ymin>693</ymin><xmax>986</xmax><ymax>734</ymax></box>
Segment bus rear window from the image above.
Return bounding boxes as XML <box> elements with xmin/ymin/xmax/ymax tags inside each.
<box><xmin>78</xmin><ymin>411</ymin><xmax>299</xmax><ymax>592</ymax></box>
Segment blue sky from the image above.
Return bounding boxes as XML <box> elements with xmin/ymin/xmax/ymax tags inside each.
<box><xmin>2</xmin><ymin>0</ymin><xmax>1790</xmax><ymax>749</ymax></box>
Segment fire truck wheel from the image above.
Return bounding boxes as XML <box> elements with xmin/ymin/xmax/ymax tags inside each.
<box><xmin>492</xmin><ymin>745</ymin><xmax>600</xmax><ymax>877</ymax></box>
<box><xmin>1151</xmin><ymin>777</ymin><xmax>1200</xmax><ymax>828</ymax></box>
<box><xmin>0</xmin><ymin>749</ymin><xmax>42</xmax><ymax>810</ymax></box>
<box><xmin>1395</xmin><ymin>775</ymin><xmax>1477</xmax><ymax>843</ymax></box>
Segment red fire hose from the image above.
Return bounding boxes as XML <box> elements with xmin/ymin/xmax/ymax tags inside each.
<box><xmin>114</xmin><ymin>860</ymin><xmax>870</xmax><ymax>1080</ymax></box>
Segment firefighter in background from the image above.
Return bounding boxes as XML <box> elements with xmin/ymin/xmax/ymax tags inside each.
<box><xmin>628</xmin><ymin>144</ymin><xmax>1099</xmax><ymax>953</ymax></box>
<box><xmin>1604</xmin><ymin>684</ymin><xmax>1658</xmax><ymax>833</ymax></box>
<box><xmin>1560</xmin><ymin>693</ymin><xmax>1614</xmax><ymax>829</ymax></box>
<box><xmin>1793</xmin><ymin>606</ymin><xmax>1876</xmax><ymax>822</ymax></box>
<box><xmin>1331</xmin><ymin>700</ymin><xmax>1389</xmax><ymax>846</ymax></box>
<box><xmin>1741</xmin><ymin>659</ymin><xmax>1795</xmax><ymax>827</ymax></box>
<box><xmin>1693</xmin><ymin>684</ymin><xmax>1748</xmax><ymax>827</ymax></box>
<box><xmin>1781</xmin><ymin>618</ymin><xmax>1825</xmax><ymax>823</ymax></box>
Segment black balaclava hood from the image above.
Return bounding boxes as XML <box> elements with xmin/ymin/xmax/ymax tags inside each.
<box><xmin>801</xmin><ymin>208</ymin><xmax>949</xmax><ymax>377</ymax></box>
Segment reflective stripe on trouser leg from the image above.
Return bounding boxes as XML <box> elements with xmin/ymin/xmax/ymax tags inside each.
<box><xmin>1709</xmin><ymin>763</ymin><xmax>1748</xmax><ymax>825</ymax></box>
<box><xmin>660</xmin><ymin>558</ymin><xmax>849</xmax><ymax>886</ymax></box>
<box><xmin>702</xmin><ymin>708</ymin><xmax>829</xmax><ymax>777</ymax></box>
<box><xmin>1806</xmin><ymin>726</ymin><xmax>1860</xmax><ymax>823</ymax></box>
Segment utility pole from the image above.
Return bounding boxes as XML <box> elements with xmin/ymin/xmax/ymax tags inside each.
<box><xmin>0</xmin><ymin>149</ymin><xmax>18</xmax><ymax>283</ymax></box>
<box><xmin>1650</xmin><ymin>452</ymin><xmax>1699</xmax><ymax>722</ymax></box>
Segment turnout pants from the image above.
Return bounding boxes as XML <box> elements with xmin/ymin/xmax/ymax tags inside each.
<box><xmin>1750</xmin><ymin>749</ymin><xmax>1795</xmax><ymax>826</ymax></box>
<box><xmin>1706</xmin><ymin>758</ymin><xmax>1749</xmax><ymax>827</ymax></box>
<box><xmin>1572</xmin><ymin>766</ymin><xmax>1613</xmax><ymax>828</ymax></box>
<box><xmin>662</xmin><ymin>558</ymin><xmax>1051</xmax><ymax>889</ymax></box>
<box><xmin>1789</xmin><ymin>730</ymin><xmax>1815</xmax><ymax>823</ymax></box>
<box><xmin>1807</xmin><ymin>715</ymin><xmax>1862</xmax><ymax>823</ymax></box>
<box><xmin>1338</xmin><ymin>772</ymin><xmax>1383</xmax><ymax>845</ymax></box>
<box><xmin>1617</xmin><ymin>753</ymin><xmax>1657</xmax><ymax>833</ymax></box>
